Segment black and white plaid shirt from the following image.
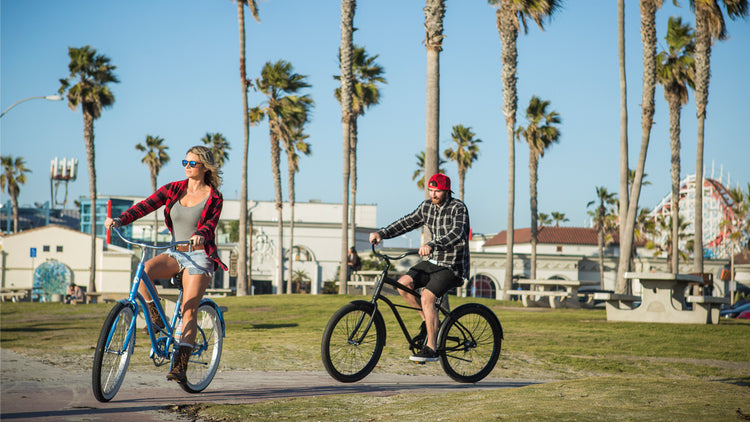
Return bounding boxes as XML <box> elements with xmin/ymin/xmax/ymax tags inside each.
<box><xmin>377</xmin><ymin>197</ymin><xmax>470</xmax><ymax>280</ymax></box>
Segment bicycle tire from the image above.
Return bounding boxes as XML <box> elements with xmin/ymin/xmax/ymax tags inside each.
<box><xmin>179</xmin><ymin>303</ymin><xmax>223</xmax><ymax>393</ymax></box>
<box><xmin>438</xmin><ymin>303</ymin><xmax>502</xmax><ymax>383</ymax></box>
<box><xmin>92</xmin><ymin>301</ymin><xmax>136</xmax><ymax>402</ymax></box>
<box><xmin>321</xmin><ymin>301</ymin><xmax>385</xmax><ymax>383</ymax></box>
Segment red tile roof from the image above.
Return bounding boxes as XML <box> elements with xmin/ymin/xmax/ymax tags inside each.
<box><xmin>484</xmin><ymin>226</ymin><xmax>597</xmax><ymax>246</ymax></box>
<box><xmin>483</xmin><ymin>226</ymin><xmax>642</xmax><ymax>247</ymax></box>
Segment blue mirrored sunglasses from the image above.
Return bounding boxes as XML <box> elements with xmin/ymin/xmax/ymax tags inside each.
<box><xmin>182</xmin><ymin>160</ymin><xmax>201</xmax><ymax>168</ymax></box>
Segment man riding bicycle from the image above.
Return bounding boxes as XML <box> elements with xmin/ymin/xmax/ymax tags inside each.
<box><xmin>369</xmin><ymin>173</ymin><xmax>470</xmax><ymax>362</ymax></box>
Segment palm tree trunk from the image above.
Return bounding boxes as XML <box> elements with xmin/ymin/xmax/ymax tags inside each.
<box><xmin>287</xmin><ymin>166</ymin><xmax>296</xmax><ymax>294</ymax></box>
<box><xmin>693</xmin><ymin>6</ymin><xmax>711</xmax><ymax>275</ymax></box>
<box><xmin>423</xmin><ymin>0</ymin><xmax>445</xmax><ymax>204</ymax></box>
<box><xmin>84</xmin><ymin>112</ymin><xmax>97</xmax><ymax>294</ymax></box>
<box><xmin>237</xmin><ymin>0</ymin><xmax>250</xmax><ymax>296</ymax></box>
<box><xmin>269</xmin><ymin>127</ymin><xmax>284</xmax><ymax>294</ymax></box>
<box><xmin>458</xmin><ymin>167</ymin><xmax>466</xmax><ymax>202</ymax></box>
<box><xmin>616</xmin><ymin>0</ymin><xmax>658</xmax><ymax>293</ymax></box>
<box><xmin>667</xmin><ymin>95</ymin><xmax>681</xmax><ymax>274</ymax></box>
<box><xmin>349</xmin><ymin>119</ymin><xmax>358</xmax><ymax>246</ymax></box>
<box><xmin>10</xmin><ymin>188</ymin><xmax>19</xmax><ymax>233</ymax></box>
<box><xmin>338</xmin><ymin>0</ymin><xmax>355</xmax><ymax>294</ymax></box>
<box><xmin>618</xmin><ymin>0</ymin><xmax>629</xmax><ymax>263</ymax></box>
<box><xmin>529</xmin><ymin>152</ymin><xmax>539</xmax><ymax>280</ymax></box>
<box><xmin>596</xmin><ymin>227</ymin><xmax>604</xmax><ymax>288</ymax></box>
<box><xmin>498</xmin><ymin>4</ymin><xmax>518</xmax><ymax>300</ymax></box>
<box><xmin>151</xmin><ymin>174</ymin><xmax>158</xmax><ymax>246</ymax></box>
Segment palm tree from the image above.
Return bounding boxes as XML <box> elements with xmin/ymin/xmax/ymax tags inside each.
<box><xmin>618</xmin><ymin>0</ymin><xmax>629</xmax><ymax>267</ymax></box>
<box><xmin>135</xmin><ymin>135</ymin><xmax>170</xmax><ymax>245</ymax></box>
<box><xmin>200</xmin><ymin>132</ymin><xmax>231</xmax><ymax>168</ymax></box>
<box><xmin>646</xmin><ymin>215</ymin><xmax>692</xmax><ymax>272</ymax></box>
<box><xmin>616</xmin><ymin>0</ymin><xmax>664</xmax><ymax>293</ymax></box>
<box><xmin>338</xmin><ymin>0</ymin><xmax>356</xmax><ymax>294</ymax></box>
<box><xmin>690</xmin><ymin>0</ymin><xmax>748</xmax><ymax>275</ymax></box>
<box><xmin>443</xmin><ymin>124</ymin><xmax>482</xmax><ymax>202</ymax></box>
<box><xmin>235</xmin><ymin>0</ymin><xmax>259</xmax><ymax>297</ymax></box>
<box><xmin>587</xmin><ymin>187</ymin><xmax>618</xmax><ymax>284</ymax></box>
<box><xmin>251</xmin><ymin>60</ymin><xmax>311</xmax><ymax>295</ymax></box>
<box><xmin>516</xmin><ymin>96</ymin><xmax>561</xmax><ymax>280</ymax></box>
<box><xmin>550</xmin><ymin>211</ymin><xmax>569</xmax><ymax>227</ymax></box>
<box><xmin>538</xmin><ymin>212</ymin><xmax>552</xmax><ymax>226</ymax></box>
<box><xmin>335</xmin><ymin>45</ymin><xmax>387</xmax><ymax>246</ymax></box>
<box><xmin>657</xmin><ymin>16</ymin><xmax>695</xmax><ymax>274</ymax></box>
<box><xmin>0</xmin><ymin>155</ymin><xmax>31</xmax><ymax>233</ymax></box>
<box><xmin>58</xmin><ymin>45</ymin><xmax>119</xmax><ymax>295</ymax></box>
<box><xmin>283</xmin><ymin>103</ymin><xmax>313</xmax><ymax>294</ymax></box>
<box><xmin>423</xmin><ymin>0</ymin><xmax>446</xmax><ymax>200</ymax></box>
<box><xmin>412</xmin><ymin>151</ymin><xmax>446</xmax><ymax>191</ymax></box>
<box><xmin>488</xmin><ymin>0</ymin><xmax>562</xmax><ymax>299</ymax></box>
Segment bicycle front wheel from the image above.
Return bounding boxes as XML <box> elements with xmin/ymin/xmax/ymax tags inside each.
<box><xmin>321</xmin><ymin>301</ymin><xmax>385</xmax><ymax>383</ymax></box>
<box><xmin>438</xmin><ymin>303</ymin><xmax>503</xmax><ymax>383</ymax></box>
<box><xmin>180</xmin><ymin>303</ymin><xmax>223</xmax><ymax>393</ymax></box>
<box><xmin>92</xmin><ymin>301</ymin><xmax>136</xmax><ymax>402</ymax></box>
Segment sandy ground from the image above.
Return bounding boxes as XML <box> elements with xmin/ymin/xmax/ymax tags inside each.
<box><xmin>0</xmin><ymin>348</ymin><xmax>540</xmax><ymax>421</ymax></box>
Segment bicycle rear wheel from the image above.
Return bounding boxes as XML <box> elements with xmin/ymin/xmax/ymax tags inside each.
<box><xmin>321</xmin><ymin>301</ymin><xmax>385</xmax><ymax>382</ymax></box>
<box><xmin>92</xmin><ymin>301</ymin><xmax>135</xmax><ymax>402</ymax></box>
<box><xmin>180</xmin><ymin>303</ymin><xmax>223</xmax><ymax>393</ymax></box>
<box><xmin>438</xmin><ymin>303</ymin><xmax>503</xmax><ymax>383</ymax></box>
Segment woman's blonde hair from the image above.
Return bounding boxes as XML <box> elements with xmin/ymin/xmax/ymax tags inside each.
<box><xmin>188</xmin><ymin>145</ymin><xmax>222</xmax><ymax>190</ymax></box>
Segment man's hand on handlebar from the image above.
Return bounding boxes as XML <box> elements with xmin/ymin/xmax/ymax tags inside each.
<box><xmin>369</xmin><ymin>232</ymin><xmax>382</xmax><ymax>245</ymax></box>
<box><xmin>419</xmin><ymin>244</ymin><xmax>432</xmax><ymax>257</ymax></box>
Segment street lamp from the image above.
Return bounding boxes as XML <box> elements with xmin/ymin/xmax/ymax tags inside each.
<box><xmin>0</xmin><ymin>95</ymin><xmax>63</xmax><ymax>119</ymax></box>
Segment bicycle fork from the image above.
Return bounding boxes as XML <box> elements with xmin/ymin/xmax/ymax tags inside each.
<box><xmin>348</xmin><ymin>304</ymin><xmax>379</xmax><ymax>345</ymax></box>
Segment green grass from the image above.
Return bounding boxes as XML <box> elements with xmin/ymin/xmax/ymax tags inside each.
<box><xmin>2</xmin><ymin>295</ymin><xmax>749</xmax><ymax>421</ymax></box>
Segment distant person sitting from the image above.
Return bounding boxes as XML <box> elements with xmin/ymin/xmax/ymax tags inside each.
<box><xmin>65</xmin><ymin>283</ymin><xmax>84</xmax><ymax>304</ymax></box>
<box><xmin>347</xmin><ymin>246</ymin><xmax>362</xmax><ymax>280</ymax></box>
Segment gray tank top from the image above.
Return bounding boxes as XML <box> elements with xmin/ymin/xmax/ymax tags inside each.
<box><xmin>171</xmin><ymin>195</ymin><xmax>208</xmax><ymax>241</ymax></box>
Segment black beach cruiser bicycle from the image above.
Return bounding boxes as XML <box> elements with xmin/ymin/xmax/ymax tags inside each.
<box><xmin>321</xmin><ymin>244</ymin><xmax>503</xmax><ymax>383</ymax></box>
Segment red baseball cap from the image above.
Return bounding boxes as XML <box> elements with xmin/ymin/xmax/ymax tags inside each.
<box><xmin>427</xmin><ymin>173</ymin><xmax>452</xmax><ymax>192</ymax></box>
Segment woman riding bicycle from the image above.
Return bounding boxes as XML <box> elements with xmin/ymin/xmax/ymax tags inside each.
<box><xmin>369</xmin><ymin>173</ymin><xmax>470</xmax><ymax>363</ymax></box>
<box><xmin>104</xmin><ymin>145</ymin><xmax>227</xmax><ymax>383</ymax></box>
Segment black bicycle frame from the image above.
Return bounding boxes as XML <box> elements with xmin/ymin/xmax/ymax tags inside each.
<box><xmin>349</xmin><ymin>245</ymin><xmax>452</xmax><ymax>349</ymax></box>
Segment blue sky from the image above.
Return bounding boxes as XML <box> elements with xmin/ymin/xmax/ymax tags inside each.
<box><xmin>2</xmin><ymin>0</ymin><xmax>749</xmax><ymax>242</ymax></box>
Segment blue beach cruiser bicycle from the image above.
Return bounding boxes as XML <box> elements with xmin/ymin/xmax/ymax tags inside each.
<box><xmin>92</xmin><ymin>227</ymin><xmax>225</xmax><ymax>402</ymax></box>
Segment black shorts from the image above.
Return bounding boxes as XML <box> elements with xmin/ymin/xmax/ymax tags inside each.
<box><xmin>406</xmin><ymin>261</ymin><xmax>463</xmax><ymax>298</ymax></box>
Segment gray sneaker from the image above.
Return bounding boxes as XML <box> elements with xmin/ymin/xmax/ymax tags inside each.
<box><xmin>410</xmin><ymin>347</ymin><xmax>439</xmax><ymax>363</ymax></box>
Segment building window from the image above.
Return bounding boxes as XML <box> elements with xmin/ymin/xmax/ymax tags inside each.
<box><xmin>56</xmin><ymin>246</ymin><xmax>64</xmax><ymax>253</ymax></box>
<box><xmin>556</xmin><ymin>245</ymin><xmax>563</xmax><ymax>252</ymax></box>
<box><xmin>467</xmin><ymin>274</ymin><xmax>496</xmax><ymax>299</ymax></box>
<box><xmin>43</xmin><ymin>245</ymin><xmax>50</xmax><ymax>252</ymax></box>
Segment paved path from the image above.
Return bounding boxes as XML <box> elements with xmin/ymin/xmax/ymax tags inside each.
<box><xmin>1</xmin><ymin>348</ymin><xmax>540</xmax><ymax>421</ymax></box>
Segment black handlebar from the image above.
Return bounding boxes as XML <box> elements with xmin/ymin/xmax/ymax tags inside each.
<box><xmin>370</xmin><ymin>243</ymin><xmax>419</xmax><ymax>261</ymax></box>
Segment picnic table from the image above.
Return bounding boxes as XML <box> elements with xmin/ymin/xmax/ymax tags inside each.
<box><xmin>514</xmin><ymin>279</ymin><xmax>601</xmax><ymax>309</ymax></box>
<box><xmin>347</xmin><ymin>270</ymin><xmax>407</xmax><ymax>295</ymax></box>
<box><xmin>0</xmin><ymin>288</ymin><xmax>31</xmax><ymax>302</ymax></box>
<box><xmin>596</xmin><ymin>272</ymin><xmax>729</xmax><ymax>324</ymax></box>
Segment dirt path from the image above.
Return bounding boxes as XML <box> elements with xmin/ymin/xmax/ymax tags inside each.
<box><xmin>0</xmin><ymin>348</ymin><xmax>540</xmax><ymax>421</ymax></box>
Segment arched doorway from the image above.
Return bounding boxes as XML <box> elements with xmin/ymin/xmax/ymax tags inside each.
<box><xmin>466</xmin><ymin>274</ymin><xmax>497</xmax><ymax>299</ymax></box>
<box><xmin>33</xmin><ymin>260</ymin><xmax>72</xmax><ymax>302</ymax></box>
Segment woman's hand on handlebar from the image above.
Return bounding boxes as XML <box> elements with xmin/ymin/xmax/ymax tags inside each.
<box><xmin>104</xmin><ymin>217</ymin><xmax>120</xmax><ymax>231</ymax></box>
<box><xmin>369</xmin><ymin>232</ymin><xmax>382</xmax><ymax>245</ymax></box>
<box><xmin>189</xmin><ymin>234</ymin><xmax>205</xmax><ymax>247</ymax></box>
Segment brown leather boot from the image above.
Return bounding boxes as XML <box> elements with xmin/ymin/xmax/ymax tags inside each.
<box><xmin>142</xmin><ymin>301</ymin><xmax>165</xmax><ymax>334</ymax></box>
<box><xmin>166</xmin><ymin>345</ymin><xmax>191</xmax><ymax>383</ymax></box>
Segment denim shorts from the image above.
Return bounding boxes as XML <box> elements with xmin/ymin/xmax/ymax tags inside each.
<box><xmin>163</xmin><ymin>249</ymin><xmax>214</xmax><ymax>277</ymax></box>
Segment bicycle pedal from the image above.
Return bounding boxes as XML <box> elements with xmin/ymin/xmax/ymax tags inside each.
<box><xmin>412</xmin><ymin>360</ymin><xmax>426</xmax><ymax>365</ymax></box>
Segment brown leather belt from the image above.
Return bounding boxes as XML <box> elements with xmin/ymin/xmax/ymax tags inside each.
<box><xmin>174</xmin><ymin>244</ymin><xmax>204</xmax><ymax>252</ymax></box>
